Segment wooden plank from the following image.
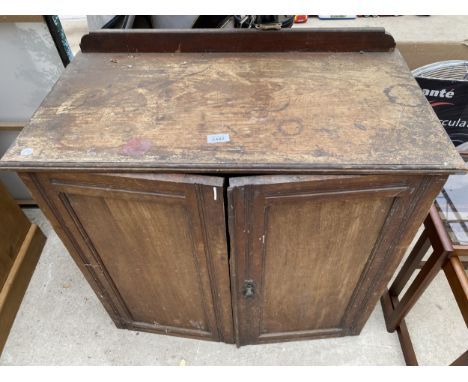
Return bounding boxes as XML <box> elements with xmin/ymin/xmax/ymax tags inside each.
<box><xmin>80</xmin><ymin>28</ymin><xmax>396</xmax><ymax>53</ymax></box>
<box><xmin>0</xmin><ymin>224</ymin><xmax>46</xmax><ymax>354</ymax></box>
<box><xmin>0</xmin><ymin>182</ymin><xmax>45</xmax><ymax>354</ymax></box>
<box><xmin>398</xmin><ymin>42</ymin><xmax>468</xmax><ymax>71</ymax></box>
<box><xmin>0</xmin><ymin>16</ymin><xmax>44</xmax><ymax>23</ymax></box>
<box><xmin>1</xmin><ymin>49</ymin><xmax>465</xmax><ymax>174</ymax></box>
<box><xmin>0</xmin><ymin>182</ymin><xmax>30</xmax><ymax>289</ymax></box>
<box><xmin>0</xmin><ymin>122</ymin><xmax>25</xmax><ymax>131</ymax></box>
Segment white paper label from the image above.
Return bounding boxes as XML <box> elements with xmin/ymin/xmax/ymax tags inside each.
<box><xmin>20</xmin><ymin>148</ymin><xmax>33</xmax><ymax>156</ymax></box>
<box><xmin>207</xmin><ymin>133</ymin><xmax>230</xmax><ymax>143</ymax></box>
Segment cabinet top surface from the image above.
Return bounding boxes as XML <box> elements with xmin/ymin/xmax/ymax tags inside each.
<box><xmin>1</xmin><ymin>50</ymin><xmax>465</xmax><ymax>173</ymax></box>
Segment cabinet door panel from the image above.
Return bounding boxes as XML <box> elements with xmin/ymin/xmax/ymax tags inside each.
<box><xmin>22</xmin><ymin>172</ymin><xmax>234</xmax><ymax>342</ymax></box>
<box><xmin>261</xmin><ymin>196</ymin><xmax>393</xmax><ymax>333</ymax></box>
<box><xmin>228</xmin><ymin>174</ymin><xmax>429</xmax><ymax>345</ymax></box>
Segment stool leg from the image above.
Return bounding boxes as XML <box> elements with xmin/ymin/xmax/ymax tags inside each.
<box><xmin>443</xmin><ymin>256</ymin><xmax>468</xmax><ymax>326</ymax></box>
<box><xmin>389</xmin><ymin>229</ymin><xmax>431</xmax><ymax>297</ymax></box>
<box><xmin>381</xmin><ymin>206</ymin><xmax>460</xmax><ymax>366</ymax></box>
<box><xmin>381</xmin><ymin>289</ymin><xmax>418</xmax><ymax>365</ymax></box>
<box><xmin>385</xmin><ymin>247</ymin><xmax>449</xmax><ymax>332</ymax></box>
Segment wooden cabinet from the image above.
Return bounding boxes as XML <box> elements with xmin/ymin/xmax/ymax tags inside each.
<box><xmin>1</xmin><ymin>29</ymin><xmax>466</xmax><ymax>346</ymax></box>
<box><xmin>16</xmin><ymin>171</ymin><xmax>450</xmax><ymax>346</ymax></box>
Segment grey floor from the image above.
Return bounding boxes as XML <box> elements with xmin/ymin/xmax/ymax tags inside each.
<box><xmin>0</xmin><ymin>209</ymin><xmax>466</xmax><ymax>365</ymax></box>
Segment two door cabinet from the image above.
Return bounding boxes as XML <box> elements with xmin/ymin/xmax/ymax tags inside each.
<box><xmin>1</xmin><ymin>29</ymin><xmax>466</xmax><ymax>346</ymax></box>
<box><xmin>17</xmin><ymin>172</ymin><xmax>448</xmax><ymax>345</ymax></box>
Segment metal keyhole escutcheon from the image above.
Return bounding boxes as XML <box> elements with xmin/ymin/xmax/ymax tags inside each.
<box><xmin>243</xmin><ymin>280</ymin><xmax>255</xmax><ymax>298</ymax></box>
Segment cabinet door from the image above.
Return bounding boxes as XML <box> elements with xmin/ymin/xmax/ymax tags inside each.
<box><xmin>21</xmin><ymin>172</ymin><xmax>234</xmax><ymax>343</ymax></box>
<box><xmin>228</xmin><ymin>174</ymin><xmax>442</xmax><ymax>345</ymax></box>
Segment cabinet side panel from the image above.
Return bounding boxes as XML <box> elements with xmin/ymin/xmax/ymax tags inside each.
<box><xmin>19</xmin><ymin>172</ymin><xmax>126</xmax><ymax>326</ymax></box>
<box><xmin>343</xmin><ymin>175</ymin><xmax>448</xmax><ymax>333</ymax></box>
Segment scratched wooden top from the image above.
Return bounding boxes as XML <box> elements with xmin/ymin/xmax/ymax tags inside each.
<box><xmin>1</xmin><ymin>50</ymin><xmax>465</xmax><ymax>174</ymax></box>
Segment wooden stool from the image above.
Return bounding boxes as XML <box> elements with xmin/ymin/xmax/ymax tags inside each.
<box><xmin>381</xmin><ymin>153</ymin><xmax>468</xmax><ymax>366</ymax></box>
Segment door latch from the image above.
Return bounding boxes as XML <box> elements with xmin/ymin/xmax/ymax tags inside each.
<box><xmin>242</xmin><ymin>280</ymin><xmax>255</xmax><ymax>298</ymax></box>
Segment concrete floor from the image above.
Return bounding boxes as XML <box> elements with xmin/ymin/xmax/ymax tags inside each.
<box><xmin>0</xmin><ymin>209</ymin><xmax>466</xmax><ymax>365</ymax></box>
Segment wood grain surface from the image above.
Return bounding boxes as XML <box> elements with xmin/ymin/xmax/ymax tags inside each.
<box><xmin>0</xmin><ymin>224</ymin><xmax>45</xmax><ymax>354</ymax></box>
<box><xmin>228</xmin><ymin>174</ymin><xmax>447</xmax><ymax>345</ymax></box>
<box><xmin>20</xmin><ymin>172</ymin><xmax>234</xmax><ymax>342</ymax></box>
<box><xmin>0</xmin><ymin>182</ymin><xmax>30</xmax><ymax>288</ymax></box>
<box><xmin>0</xmin><ymin>181</ymin><xmax>46</xmax><ymax>354</ymax></box>
<box><xmin>1</xmin><ymin>50</ymin><xmax>464</xmax><ymax>174</ymax></box>
<box><xmin>79</xmin><ymin>28</ymin><xmax>396</xmax><ymax>53</ymax></box>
